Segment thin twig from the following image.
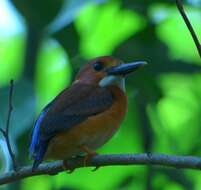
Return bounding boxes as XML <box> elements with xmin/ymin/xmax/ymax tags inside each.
<box><xmin>6</xmin><ymin>80</ymin><xmax>14</xmax><ymax>134</ymax></box>
<box><xmin>1</xmin><ymin>153</ymin><xmax>201</xmax><ymax>185</ymax></box>
<box><xmin>0</xmin><ymin>128</ymin><xmax>6</xmax><ymax>136</ymax></box>
<box><xmin>0</xmin><ymin>80</ymin><xmax>17</xmax><ymax>171</ymax></box>
<box><xmin>175</xmin><ymin>0</ymin><xmax>201</xmax><ymax>58</ymax></box>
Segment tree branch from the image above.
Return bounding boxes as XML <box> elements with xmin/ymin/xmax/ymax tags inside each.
<box><xmin>0</xmin><ymin>80</ymin><xmax>18</xmax><ymax>172</ymax></box>
<box><xmin>1</xmin><ymin>153</ymin><xmax>201</xmax><ymax>185</ymax></box>
<box><xmin>175</xmin><ymin>0</ymin><xmax>201</xmax><ymax>58</ymax></box>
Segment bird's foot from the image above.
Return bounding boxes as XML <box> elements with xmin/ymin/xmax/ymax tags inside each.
<box><xmin>83</xmin><ymin>151</ymin><xmax>98</xmax><ymax>166</ymax></box>
<box><xmin>79</xmin><ymin>145</ymin><xmax>99</xmax><ymax>171</ymax></box>
<box><xmin>62</xmin><ymin>160</ymin><xmax>75</xmax><ymax>174</ymax></box>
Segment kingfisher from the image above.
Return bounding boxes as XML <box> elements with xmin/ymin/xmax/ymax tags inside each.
<box><xmin>30</xmin><ymin>56</ymin><xmax>146</xmax><ymax>170</ymax></box>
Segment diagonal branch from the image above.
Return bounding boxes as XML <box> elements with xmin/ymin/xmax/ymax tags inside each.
<box><xmin>175</xmin><ymin>0</ymin><xmax>201</xmax><ymax>58</ymax></box>
<box><xmin>1</xmin><ymin>153</ymin><xmax>201</xmax><ymax>185</ymax></box>
<box><xmin>0</xmin><ymin>128</ymin><xmax>6</xmax><ymax>136</ymax></box>
<box><xmin>6</xmin><ymin>80</ymin><xmax>14</xmax><ymax>135</ymax></box>
<box><xmin>0</xmin><ymin>80</ymin><xmax>18</xmax><ymax>172</ymax></box>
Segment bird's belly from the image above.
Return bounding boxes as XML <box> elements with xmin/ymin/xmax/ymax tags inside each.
<box><xmin>83</xmin><ymin>116</ymin><xmax>119</xmax><ymax>150</ymax></box>
<box><xmin>45</xmin><ymin>114</ymin><xmax>120</xmax><ymax>160</ymax></box>
<box><xmin>45</xmin><ymin>111</ymin><xmax>124</xmax><ymax>160</ymax></box>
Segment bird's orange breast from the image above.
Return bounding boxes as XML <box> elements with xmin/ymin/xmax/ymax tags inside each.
<box><xmin>45</xmin><ymin>86</ymin><xmax>127</xmax><ymax>160</ymax></box>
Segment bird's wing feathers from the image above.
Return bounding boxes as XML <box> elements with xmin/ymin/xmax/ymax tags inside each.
<box><xmin>40</xmin><ymin>83</ymin><xmax>113</xmax><ymax>140</ymax></box>
<box><xmin>63</xmin><ymin>85</ymin><xmax>113</xmax><ymax>115</ymax></box>
<box><xmin>30</xmin><ymin>83</ymin><xmax>113</xmax><ymax>168</ymax></box>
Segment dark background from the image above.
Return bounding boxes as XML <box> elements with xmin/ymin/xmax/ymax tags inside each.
<box><xmin>0</xmin><ymin>0</ymin><xmax>201</xmax><ymax>189</ymax></box>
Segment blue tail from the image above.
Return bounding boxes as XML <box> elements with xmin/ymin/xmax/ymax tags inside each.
<box><xmin>30</xmin><ymin>106</ymin><xmax>50</xmax><ymax>171</ymax></box>
<box><xmin>32</xmin><ymin>142</ymin><xmax>48</xmax><ymax>171</ymax></box>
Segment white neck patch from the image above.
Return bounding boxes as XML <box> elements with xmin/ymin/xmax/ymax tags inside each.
<box><xmin>99</xmin><ymin>76</ymin><xmax>126</xmax><ymax>92</ymax></box>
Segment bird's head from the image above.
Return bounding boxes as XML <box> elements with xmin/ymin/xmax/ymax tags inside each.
<box><xmin>75</xmin><ymin>56</ymin><xmax>146</xmax><ymax>90</ymax></box>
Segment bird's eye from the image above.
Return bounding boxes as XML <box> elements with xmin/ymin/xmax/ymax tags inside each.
<box><xmin>93</xmin><ymin>62</ymin><xmax>103</xmax><ymax>71</ymax></box>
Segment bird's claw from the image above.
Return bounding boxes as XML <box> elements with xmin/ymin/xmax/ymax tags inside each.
<box><xmin>91</xmin><ymin>166</ymin><xmax>100</xmax><ymax>172</ymax></box>
<box><xmin>62</xmin><ymin>160</ymin><xmax>75</xmax><ymax>174</ymax></box>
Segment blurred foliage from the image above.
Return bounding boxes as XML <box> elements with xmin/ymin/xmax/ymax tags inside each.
<box><xmin>0</xmin><ymin>35</ymin><xmax>25</xmax><ymax>86</ymax></box>
<box><xmin>35</xmin><ymin>38</ymin><xmax>72</xmax><ymax>111</ymax></box>
<box><xmin>0</xmin><ymin>0</ymin><xmax>201</xmax><ymax>189</ymax></box>
<box><xmin>149</xmin><ymin>3</ymin><xmax>201</xmax><ymax>63</ymax></box>
<box><xmin>11</xmin><ymin>0</ymin><xmax>64</xmax><ymax>28</ymax></box>
<box><xmin>75</xmin><ymin>1</ymin><xmax>146</xmax><ymax>58</ymax></box>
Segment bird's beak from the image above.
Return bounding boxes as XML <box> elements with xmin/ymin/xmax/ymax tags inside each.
<box><xmin>106</xmin><ymin>61</ymin><xmax>147</xmax><ymax>76</ymax></box>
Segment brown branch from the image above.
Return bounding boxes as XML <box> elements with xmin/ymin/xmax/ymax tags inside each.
<box><xmin>175</xmin><ymin>0</ymin><xmax>201</xmax><ymax>58</ymax></box>
<box><xmin>1</xmin><ymin>153</ymin><xmax>201</xmax><ymax>185</ymax></box>
<box><xmin>0</xmin><ymin>80</ymin><xmax>17</xmax><ymax>172</ymax></box>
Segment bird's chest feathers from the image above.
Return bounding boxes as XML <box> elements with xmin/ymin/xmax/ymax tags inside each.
<box><xmin>98</xmin><ymin>76</ymin><xmax>127</xmax><ymax>127</ymax></box>
<box><xmin>81</xmin><ymin>85</ymin><xmax>128</xmax><ymax>147</ymax></box>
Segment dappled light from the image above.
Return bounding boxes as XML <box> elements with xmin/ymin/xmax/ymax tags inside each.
<box><xmin>0</xmin><ymin>0</ymin><xmax>201</xmax><ymax>189</ymax></box>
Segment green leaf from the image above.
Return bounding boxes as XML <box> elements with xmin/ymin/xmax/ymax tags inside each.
<box><xmin>154</xmin><ymin>74</ymin><xmax>201</xmax><ymax>153</ymax></box>
<box><xmin>35</xmin><ymin>38</ymin><xmax>72</xmax><ymax>111</ymax></box>
<box><xmin>75</xmin><ymin>1</ymin><xmax>146</xmax><ymax>58</ymax></box>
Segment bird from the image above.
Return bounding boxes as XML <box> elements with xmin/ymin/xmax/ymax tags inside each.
<box><xmin>29</xmin><ymin>56</ymin><xmax>146</xmax><ymax>171</ymax></box>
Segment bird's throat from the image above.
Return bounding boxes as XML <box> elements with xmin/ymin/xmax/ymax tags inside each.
<box><xmin>99</xmin><ymin>76</ymin><xmax>126</xmax><ymax>92</ymax></box>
